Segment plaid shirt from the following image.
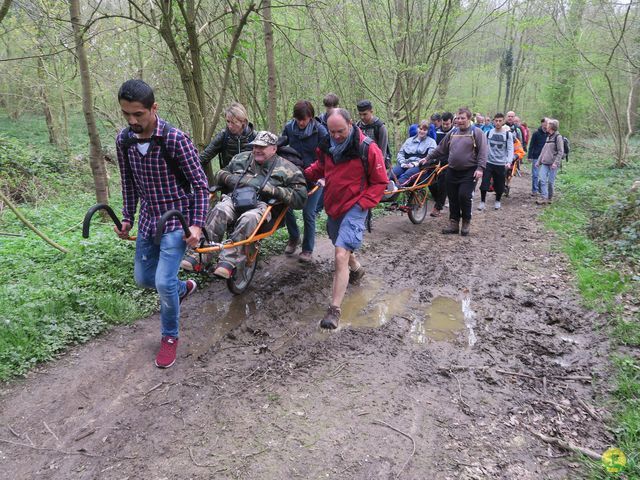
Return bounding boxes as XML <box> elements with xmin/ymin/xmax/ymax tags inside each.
<box><xmin>116</xmin><ymin>117</ymin><xmax>208</xmax><ymax>239</ymax></box>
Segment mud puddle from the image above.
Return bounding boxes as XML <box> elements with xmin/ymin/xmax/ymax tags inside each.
<box><xmin>188</xmin><ymin>293</ymin><xmax>261</xmax><ymax>356</ymax></box>
<box><xmin>411</xmin><ymin>290</ymin><xmax>477</xmax><ymax>345</ymax></box>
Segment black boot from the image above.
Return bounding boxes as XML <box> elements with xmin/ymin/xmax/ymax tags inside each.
<box><xmin>442</xmin><ymin>219</ymin><xmax>459</xmax><ymax>234</ymax></box>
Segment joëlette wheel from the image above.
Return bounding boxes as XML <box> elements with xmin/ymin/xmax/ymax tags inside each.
<box><xmin>227</xmin><ymin>247</ymin><xmax>259</xmax><ymax>294</ymax></box>
<box><xmin>407</xmin><ymin>190</ymin><xmax>428</xmax><ymax>224</ymax></box>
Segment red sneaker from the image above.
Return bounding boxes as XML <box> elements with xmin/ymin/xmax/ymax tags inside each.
<box><xmin>179</xmin><ymin>279</ymin><xmax>197</xmax><ymax>304</ymax></box>
<box><xmin>155</xmin><ymin>336</ymin><xmax>178</xmax><ymax>368</ymax></box>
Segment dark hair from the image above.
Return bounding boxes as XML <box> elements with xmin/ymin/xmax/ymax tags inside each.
<box><xmin>327</xmin><ymin>108</ymin><xmax>352</xmax><ymax>123</ymax></box>
<box><xmin>356</xmin><ymin>100</ymin><xmax>373</xmax><ymax>112</ymax></box>
<box><xmin>323</xmin><ymin>93</ymin><xmax>339</xmax><ymax>108</ymax></box>
<box><xmin>441</xmin><ymin>111</ymin><xmax>454</xmax><ymax>122</ymax></box>
<box><xmin>293</xmin><ymin>100</ymin><xmax>315</xmax><ymax>120</ymax></box>
<box><xmin>118</xmin><ymin>79</ymin><xmax>155</xmax><ymax>109</ymax></box>
<box><xmin>494</xmin><ymin>112</ymin><xmax>505</xmax><ymax>119</ymax></box>
<box><xmin>540</xmin><ymin>118</ymin><xmax>546</xmax><ymax>123</ymax></box>
<box><xmin>457</xmin><ymin>107</ymin><xmax>472</xmax><ymax>119</ymax></box>
<box><xmin>430</xmin><ymin>113</ymin><xmax>442</xmax><ymax>121</ymax></box>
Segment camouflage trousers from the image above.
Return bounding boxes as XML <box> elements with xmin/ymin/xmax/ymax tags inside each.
<box><xmin>205</xmin><ymin>195</ymin><xmax>270</xmax><ymax>268</ymax></box>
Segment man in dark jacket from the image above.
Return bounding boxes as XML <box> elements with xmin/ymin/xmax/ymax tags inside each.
<box><xmin>527</xmin><ymin>118</ymin><xmax>547</xmax><ymax>196</ymax></box>
<box><xmin>356</xmin><ymin>100</ymin><xmax>392</xmax><ymax>168</ymax></box>
<box><xmin>281</xmin><ymin>100</ymin><xmax>329</xmax><ymax>261</ymax></box>
<box><xmin>421</xmin><ymin>107</ymin><xmax>487</xmax><ymax>236</ymax></box>
<box><xmin>199</xmin><ymin>102</ymin><xmax>257</xmax><ymax>184</ymax></box>
<box><xmin>305</xmin><ymin>109</ymin><xmax>388</xmax><ymax>329</ymax></box>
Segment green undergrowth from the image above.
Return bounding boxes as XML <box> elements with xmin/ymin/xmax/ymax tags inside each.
<box><xmin>539</xmin><ymin>138</ymin><xmax>640</xmax><ymax>479</ymax></box>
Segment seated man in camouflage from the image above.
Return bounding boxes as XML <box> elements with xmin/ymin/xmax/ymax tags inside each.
<box><xmin>182</xmin><ymin>131</ymin><xmax>307</xmax><ymax>278</ymax></box>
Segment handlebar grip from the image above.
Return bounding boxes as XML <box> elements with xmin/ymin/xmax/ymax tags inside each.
<box><xmin>154</xmin><ymin>209</ymin><xmax>191</xmax><ymax>245</ymax></box>
<box><xmin>82</xmin><ymin>204</ymin><xmax>122</xmax><ymax>238</ymax></box>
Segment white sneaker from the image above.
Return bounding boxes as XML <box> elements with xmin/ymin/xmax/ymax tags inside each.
<box><xmin>494</xmin><ymin>201</ymin><xmax>501</xmax><ymax>210</ymax></box>
<box><xmin>477</xmin><ymin>202</ymin><xmax>486</xmax><ymax>211</ymax></box>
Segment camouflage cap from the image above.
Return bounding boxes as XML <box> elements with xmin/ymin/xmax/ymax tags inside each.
<box><xmin>248</xmin><ymin>131</ymin><xmax>278</xmax><ymax>147</ymax></box>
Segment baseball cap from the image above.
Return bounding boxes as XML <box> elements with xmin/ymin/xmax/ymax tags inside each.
<box><xmin>248</xmin><ymin>131</ymin><xmax>278</xmax><ymax>147</ymax></box>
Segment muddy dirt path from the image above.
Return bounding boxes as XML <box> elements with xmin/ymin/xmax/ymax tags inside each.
<box><xmin>0</xmin><ymin>176</ymin><xmax>613</xmax><ymax>479</ymax></box>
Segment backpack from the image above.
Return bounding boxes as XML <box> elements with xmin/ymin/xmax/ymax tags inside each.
<box><xmin>120</xmin><ymin>122</ymin><xmax>190</xmax><ymax>193</ymax></box>
<box><xmin>562</xmin><ymin>135</ymin><xmax>570</xmax><ymax>161</ymax></box>
<box><xmin>359</xmin><ymin>118</ymin><xmax>392</xmax><ymax>168</ymax></box>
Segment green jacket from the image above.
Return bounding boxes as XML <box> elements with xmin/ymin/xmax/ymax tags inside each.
<box><xmin>213</xmin><ymin>151</ymin><xmax>307</xmax><ymax>209</ymax></box>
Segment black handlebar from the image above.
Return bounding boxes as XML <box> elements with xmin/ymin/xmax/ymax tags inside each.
<box><xmin>82</xmin><ymin>204</ymin><xmax>122</xmax><ymax>238</ymax></box>
<box><xmin>154</xmin><ymin>209</ymin><xmax>191</xmax><ymax>245</ymax></box>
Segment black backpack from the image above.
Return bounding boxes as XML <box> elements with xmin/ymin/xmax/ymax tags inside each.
<box><xmin>562</xmin><ymin>136</ymin><xmax>570</xmax><ymax>161</ymax></box>
<box><xmin>120</xmin><ymin>123</ymin><xmax>191</xmax><ymax>193</ymax></box>
<box><xmin>359</xmin><ymin>118</ymin><xmax>392</xmax><ymax>168</ymax></box>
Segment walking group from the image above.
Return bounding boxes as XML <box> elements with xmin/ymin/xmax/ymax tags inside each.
<box><xmin>113</xmin><ymin>79</ymin><xmax>566</xmax><ymax>368</ymax></box>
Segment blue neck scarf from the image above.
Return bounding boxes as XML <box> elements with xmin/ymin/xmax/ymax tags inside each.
<box><xmin>329</xmin><ymin>126</ymin><xmax>354</xmax><ymax>163</ymax></box>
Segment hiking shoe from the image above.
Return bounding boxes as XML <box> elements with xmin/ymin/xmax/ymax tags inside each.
<box><xmin>179</xmin><ymin>279</ymin><xmax>197</xmax><ymax>304</ymax></box>
<box><xmin>430</xmin><ymin>207</ymin><xmax>441</xmax><ymax>217</ymax></box>
<box><xmin>494</xmin><ymin>201</ymin><xmax>501</xmax><ymax>210</ymax></box>
<box><xmin>181</xmin><ymin>251</ymin><xmax>212</xmax><ymax>272</ymax></box>
<box><xmin>213</xmin><ymin>261</ymin><xmax>234</xmax><ymax>279</ymax></box>
<box><xmin>460</xmin><ymin>219</ymin><xmax>471</xmax><ymax>236</ymax></box>
<box><xmin>320</xmin><ymin>305</ymin><xmax>341</xmax><ymax>330</ymax></box>
<box><xmin>299</xmin><ymin>251</ymin><xmax>313</xmax><ymax>263</ymax></box>
<box><xmin>349</xmin><ymin>266</ymin><xmax>365</xmax><ymax>284</ymax></box>
<box><xmin>442</xmin><ymin>219</ymin><xmax>459</xmax><ymax>234</ymax></box>
<box><xmin>536</xmin><ymin>198</ymin><xmax>549</xmax><ymax>205</ymax></box>
<box><xmin>155</xmin><ymin>336</ymin><xmax>178</xmax><ymax>368</ymax></box>
<box><xmin>477</xmin><ymin>201</ymin><xmax>486</xmax><ymax>211</ymax></box>
<box><xmin>284</xmin><ymin>237</ymin><xmax>300</xmax><ymax>255</ymax></box>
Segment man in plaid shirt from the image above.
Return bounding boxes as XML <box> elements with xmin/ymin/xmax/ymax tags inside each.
<box><xmin>115</xmin><ymin>79</ymin><xmax>208</xmax><ymax>368</ymax></box>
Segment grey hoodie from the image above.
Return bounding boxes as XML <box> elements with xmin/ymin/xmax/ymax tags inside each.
<box><xmin>487</xmin><ymin>126</ymin><xmax>514</xmax><ymax>166</ymax></box>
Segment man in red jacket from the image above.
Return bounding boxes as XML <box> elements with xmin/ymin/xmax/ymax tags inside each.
<box><xmin>305</xmin><ymin>109</ymin><xmax>388</xmax><ymax>329</ymax></box>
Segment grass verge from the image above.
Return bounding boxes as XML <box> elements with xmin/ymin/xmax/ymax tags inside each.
<box><xmin>539</xmin><ymin>140</ymin><xmax>639</xmax><ymax>478</ymax></box>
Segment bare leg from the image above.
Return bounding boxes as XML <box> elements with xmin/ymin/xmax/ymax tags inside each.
<box><xmin>331</xmin><ymin>247</ymin><xmax>351</xmax><ymax>308</ymax></box>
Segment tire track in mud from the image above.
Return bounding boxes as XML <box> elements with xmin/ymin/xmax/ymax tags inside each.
<box><xmin>0</xmin><ymin>176</ymin><xmax>612</xmax><ymax>479</ymax></box>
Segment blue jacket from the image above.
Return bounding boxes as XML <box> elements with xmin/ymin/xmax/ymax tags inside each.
<box><xmin>282</xmin><ymin>119</ymin><xmax>329</xmax><ymax>168</ymax></box>
<box><xmin>428</xmin><ymin>124</ymin><xmax>437</xmax><ymax>141</ymax></box>
<box><xmin>528</xmin><ymin>127</ymin><xmax>547</xmax><ymax>160</ymax></box>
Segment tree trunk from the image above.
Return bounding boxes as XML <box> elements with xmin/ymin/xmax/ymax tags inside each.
<box><xmin>0</xmin><ymin>0</ymin><xmax>12</xmax><ymax>25</ymax></box>
<box><xmin>262</xmin><ymin>0</ymin><xmax>278</xmax><ymax>132</ymax></box>
<box><xmin>629</xmin><ymin>73</ymin><xmax>640</xmax><ymax>135</ymax></box>
<box><xmin>69</xmin><ymin>0</ymin><xmax>108</xmax><ymax>204</ymax></box>
<box><xmin>37</xmin><ymin>56</ymin><xmax>58</xmax><ymax>147</ymax></box>
<box><xmin>436</xmin><ymin>59</ymin><xmax>452</xmax><ymax>111</ymax></box>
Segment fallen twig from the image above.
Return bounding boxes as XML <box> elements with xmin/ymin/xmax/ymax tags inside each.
<box><xmin>549</xmin><ymin>375</ymin><xmax>592</xmax><ymax>382</ymax></box>
<box><xmin>495</xmin><ymin>369</ymin><xmax>539</xmax><ymax>380</ymax></box>
<box><xmin>525</xmin><ymin>427</ymin><xmax>602</xmax><ymax>461</ymax></box>
<box><xmin>576</xmin><ymin>398</ymin><xmax>602</xmax><ymax>421</ymax></box>
<box><xmin>144</xmin><ymin>382</ymin><xmax>164</xmax><ymax>396</ymax></box>
<box><xmin>0</xmin><ymin>438</ymin><xmax>136</xmax><ymax>459</ymax></box>
<box><xmin>373</xmin><ymin>419</ymin><xmax>416</xmax><ymax>478</ymax></box>
<box><xmin>188</xmin><ymin>446</ymin><xmax>220</xmax><ymax>468</ymax></box>
<box><xmin>74</xmin><ymin>429</ymin><xmax>96</xmax><ymax>442</ymax></box>
<box><xmin>43</xmin><ymin>421</ymin><xmax>60</xmax><ymax>443</ymax></box>
<box><xmin>8</xmin><ymin>426</ymin><xmax>21</xmax><ymax>438</ymax></box>
<box><xmin>452</xmin><ymin>373</ymin><xmax>472</xmax><ymax>415</ymax></box>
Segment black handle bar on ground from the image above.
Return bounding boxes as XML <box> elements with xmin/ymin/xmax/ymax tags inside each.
<box><xmin>154</xmin><ymin>210</ymin><xmax>191</xmax><ymax>245</ymax></box>
<box><xmin>82</xmin><ymin>204</ymin><xmax>122</xmax><ymax>238</ymax></box>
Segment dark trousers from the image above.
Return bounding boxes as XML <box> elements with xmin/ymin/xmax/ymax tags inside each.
<box><xmin>427</xmin><ymin>165</ymin><xmax>448</xmax><ymax>210</ymax></box>
<box><xmin>446</xmin><ymin>167</ymin><xmax>476</xmax><ymax>222</ymax></box>
<box><xmin>480</xmin><ymin>163</ymin><xmax>506</xmax><ymax>201</ymax></box>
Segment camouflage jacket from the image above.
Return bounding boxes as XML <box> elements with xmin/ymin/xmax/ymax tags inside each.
<box><xmin>213</xmin><ymin>151</ymin><xmax>307</xmax><ymax>209</ymax></box>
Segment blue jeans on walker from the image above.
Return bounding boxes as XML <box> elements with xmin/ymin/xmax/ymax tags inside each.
<box><xmin>390</xmin><ymin>165</ymin><xmax>420</xmax><ymax>185</ymax></box>
<box><xmin>134</xmin><ymin>229</ymin><xmax>188</xmax><ymax>338</ymax></box>
<box><xmin>530</xmin><ymin>158</ymin><xmax>541</xmax><ymax>194</ymax></box>
<box><xmin>539</xmin><ymin>164</ymin><xmax>557</xmax><ymax>200</ymax></box>
<box><xmin>285</xmin><ymin>186</ymin><xmax>323</xmax><ymax>253</ymax></box>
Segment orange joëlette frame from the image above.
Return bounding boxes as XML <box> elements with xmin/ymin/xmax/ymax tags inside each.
<box><xmin>193</xmin><ymin>185</ymin><xmax>320</xmax><ymax>254</ymax></box>
<box><xmin>384</xmin><ymin>163</ymin><xmax>448</xmax><ymax>196</ymax></box>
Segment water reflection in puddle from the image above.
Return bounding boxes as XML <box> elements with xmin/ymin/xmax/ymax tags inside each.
<box><xmin>412</xmin><ymin>290</ymin><xmax>477</xmax><ymax>345</ymax></box>
<box><xmin>199</xmin><ymin>294</ymin><xmax>260</xmax><ymax>345</ymax></box>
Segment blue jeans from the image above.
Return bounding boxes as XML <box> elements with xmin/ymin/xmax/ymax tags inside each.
<box><xmin>390</xmin><ymin>165</ymin><xmax>420</xmax><ymax>185</ymax></box>
<box><xmin>539</xmin><ymin>164</ymin><xmax>558</xmax><ymax>200</ymax></box>
<box><xmin>285</xmin><ymin>186</ymin><xmax>323</xmax><ymax>253</ymax></box>
<box><xmin>134</xmin><ymin>229</ymin><xmax>188</xmax><ymax>338</ymax></box>
<box><xmin>530</xmin><ymin>158</ymin><xmax>541</xmax><ymax>194</ymax></box>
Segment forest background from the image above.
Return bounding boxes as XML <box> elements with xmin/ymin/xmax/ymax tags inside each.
<box><xmin>0</xmin><ymin>2</ymin><xmax>639</xmax><ymax>475</ymax></box>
